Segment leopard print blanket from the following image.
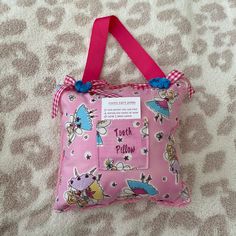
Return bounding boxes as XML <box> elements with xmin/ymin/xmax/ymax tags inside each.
<box><xmin>1</xmin><ymin>0</ymin><xmax>236</xmax><ymax>235</ymax></box>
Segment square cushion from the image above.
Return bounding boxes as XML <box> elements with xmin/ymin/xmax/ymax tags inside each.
<box><xmin>53</xmin><ymin>76</ymin><xmax>192</xmax><ymax>211</ymax></box>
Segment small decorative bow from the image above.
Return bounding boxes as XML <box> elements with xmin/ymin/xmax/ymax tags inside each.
<box><xmin>148</xmin><ymin>77</ymin><xmax>171</xmax><ymax>89</ymax></box>
<box><xmin>149</xmin><ymin>70</ymin><xmax>195</xmax><ymax>99</ymax></box>
<box><xmin>74</xmin><ymin>80</ymin><xmax>92</xmax><ymax>93</ymax></box>
<box><xmin>51</xmin><ymin>76</ymin><xmax>119</xmax><ymax>118</ymax></box>
<box><xmin>166</xmin><ymin>70</ymin><xmax>195</xmax><ymax>99</ymax></box>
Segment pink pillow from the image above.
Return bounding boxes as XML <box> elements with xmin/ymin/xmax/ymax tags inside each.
<box><xmin>52</xmin><ymin>16</ymin><xmax>194</xmax><ymax>212</ymax></box>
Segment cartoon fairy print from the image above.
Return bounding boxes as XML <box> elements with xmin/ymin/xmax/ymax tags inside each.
<box><xmin>140</xmin><ymin>118</ymin><xmax>149</xmax><ymax>138</ymax></box>
<box><xmin>64</xmin><ymin>167</ymin><xmax>110</xmax><ymax>208</ymax></box>
<box><xmin>164</xmin><ymin>135</ymin><xmax>180</xmax><ymax>184</ymax></box>
<box><xmin>119</xmin><ymin>173</ymin><xmax>158</xmax><ymax>199</ymax></box>
<box><xmin>180</xmin><ymin>187</ymin><xmax>190</xmax><ymax>202</ymax></box>
<box><xmin>65</xmin><ymin>104</ymin><xmax>96</xmax><ymax>145</ymax></box>
<box><xmin>96</xmin><ymin>120</ymin><xmax>111</xmax><ymax>146</ymax></box>
<box><xmin>145</xmin><ymin>89</ymin><xmax>178</xmax><ymax>123</ymax></box>
<box><xmin>105</xmin><ymin>159</ymin><xmax>132</xmax><ymax>171</ymax></box>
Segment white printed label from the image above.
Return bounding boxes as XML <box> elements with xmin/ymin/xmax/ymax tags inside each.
<box><xmin>101</xmin><ymin>97</ymin><xmax>141</xmax><ymax>120</ymax></box>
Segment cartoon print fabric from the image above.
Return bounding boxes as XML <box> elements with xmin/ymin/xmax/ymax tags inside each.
<box><xmin>97</xmin><ymin>119</ymin><xmax>149</xmax><ymax>171</ymax></box>
<box><xmin>54</xmin><ymin>77</ymin><xmax>192</xmax><ymax>211</ymax></box>
<box><xmin>64</xmin><ymin>168</ymin><xmax>109</xmax><ymax>208</ymax></box>
<box><xmin>164</xmin><ymin>135</ymin><xmax>181</xmax><ymax>184</ymax></box>
<box><xmin>96</xmin><ymin>120</ymin><xmax>111</xmax><ymax>146</ymax></box>
<box><xmin>65</xmin><ymin>104</ymin><xmax>95</xmax><ymax>145</ymax></box>
<box><xmin>146</xmin><ymin>89</ymin><xmax>178</xmax><ymax>123</ymax></box>
<box><xmin>118</xmin><ymin>173</ymin><xmax>158</xmax><ymax>199</ymax></box>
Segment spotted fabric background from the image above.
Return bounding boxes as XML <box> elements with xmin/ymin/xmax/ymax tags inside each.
<box><xmin>1</xmin><ymin>0</ymin><xmax>236</xmax><ymax>235</ymax></box>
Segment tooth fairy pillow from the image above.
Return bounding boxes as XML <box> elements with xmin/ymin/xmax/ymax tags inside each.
<box><xmin>52</xmin><ymin>15</ymin><xmax>195</xmax><ymax>212</ymax></box>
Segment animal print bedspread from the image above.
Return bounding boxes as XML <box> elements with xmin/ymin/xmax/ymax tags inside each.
<box><xmin>0</xmin><ymin>0</ymin><xmax>236</xmax><ymax>235</ymax></box>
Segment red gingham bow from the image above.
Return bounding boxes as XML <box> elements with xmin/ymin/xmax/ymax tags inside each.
<box><xmin>51</xmin><ymin>76</ymin><xmax>120</xmax><ymax>118</ymax></box>
<box><xmin>167</xmin><ymin>70</ymin><xmax>195</xmax><ymax>99</ymax></box>
<box><xmin>51</xmin><ymin>76</ymin><xmax>75</xmax><ymax>118</ymax></box>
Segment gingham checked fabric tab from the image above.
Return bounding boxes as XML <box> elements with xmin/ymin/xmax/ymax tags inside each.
<box><xmin>167</xmin><ymin>70</ymin><xmax>195</xmax><ymax>98</ymax></box>
<box><xmin>187</xmin><ymin>83</ymin><xmax>195</xmax><ymax>98</ymax></box>
<box><xmin>51</xmin><ymin>77</ymin><xmax>121</xmax><ymax>118</ymax></box>
<box><xmin>51</xmin><ymin>76</ymin><xmax>75</xmax><ymax>118</ymax></box>
<box><xmin>167</xmin><ymin>70</ymin><xmax>184</xmax><ymax>84</ymax></box>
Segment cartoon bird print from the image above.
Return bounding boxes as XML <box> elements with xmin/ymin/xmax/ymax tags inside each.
<box><xmin>119</xmin><ymin>173</ymin><xmax>158</xmax><ymax>199</ymax></box>
<box><xmin>105</xmin><ymin>159</ymin><xmax>131</xmax><ymax>171</ymax></box>
<box><xmin>164</xmin><ymin>136</ymin><xmax>180</xmax><ymax>184</ymax></box>
<box><xmin>64</xmin><ymin>167</ymin><xmax>109</xmax><ymax>207</ymax></box>
<box><xmin>96</xmin><ymin>120</ymin><xmax>111</xmax><ymax>146</ymax></box>
<box><xmin>65</xmin><ymin>104</ymin><xmax>96</xmax><ymax>145</ymax></box>
<box><xmin>146</xmin><ymin>89</ymin><xmax>178</xmax><ymax>123</ymax></box>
